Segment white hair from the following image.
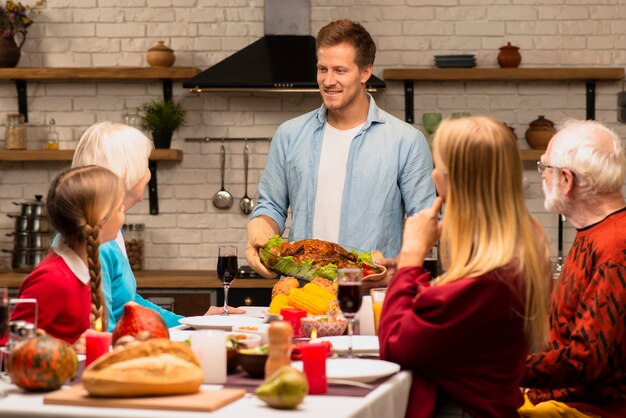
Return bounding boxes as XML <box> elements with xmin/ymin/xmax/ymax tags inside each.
<box><xmin>550</xmin><ymin>119</ymin><xmax>626</xmax><ymax>197</ymax></box>
<box><xmin>72</xmin><ymin>122</ymin><xmax>153</xmax><ymax>191</ymax></box>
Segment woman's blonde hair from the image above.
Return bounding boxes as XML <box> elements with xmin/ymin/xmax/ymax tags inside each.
<box><xmin>432</xmin><ymin>116</ymin><xmax>551</xmax><ymax>348</ymax></box>
<box><xmin>72</xmin><ymin>122</ymin><xmax>153</xmax><ymax>191</ymax></box>
<box><xmin>47</xmin><ymin>166</ymin><xmax>123</xmax><ymax>331</ymax></box>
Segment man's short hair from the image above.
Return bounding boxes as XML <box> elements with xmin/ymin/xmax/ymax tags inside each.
<box><xmin>316</xmin><ymin>19</ymin><xmax>376</xmax><ymax>69</ymax></box>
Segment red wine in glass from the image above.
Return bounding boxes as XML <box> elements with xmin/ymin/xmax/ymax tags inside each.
<box><xmin>337</xmin><ymin>283</ymin><xmax>363</xmax><ymax>314</ymax></box>
<box><xmin>217</xmin><ymin>245</ymin><xmax>238</xmax><ymax>316</ymax></box>
<box><xmin>217</xmin><ymin>255</ymin><xmax>238</xmax><ymax>285</ymax></box>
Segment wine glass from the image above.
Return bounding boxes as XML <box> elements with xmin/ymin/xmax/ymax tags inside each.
<box><xmin>0</xmin><ymin>288</ymin><xmax>8</xmax><ymax>381</ymax></box>
<box><xmin>336</xmin><ymin>268</ymin><xmax>363</xmax><ymax>358</ymax></box>
<box><xmin>422</xmin><ymin>112</ymin><xmax>442</xmax><ymax>146</ymax></box>
<box><xmin>217</xmin><ymin>245</ymin><xmax>238</xmax><ymax>316</ymax></box>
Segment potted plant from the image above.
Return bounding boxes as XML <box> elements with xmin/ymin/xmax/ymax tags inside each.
<box><xmin>140</xmin><ymin>98</ymin><xmax>186</xmax><ymax>149</ymax></box>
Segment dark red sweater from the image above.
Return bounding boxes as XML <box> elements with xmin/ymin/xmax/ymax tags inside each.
<box><xmin>379</xmin><ymin>266</ymin><xmax>528</xmax><ymax>418</ymax></box>
<box><xmin>523</xmin><ymin>207</ymin><xmax>626</xmax><ymax>418</ymax></box>
<box><xmin>11</xmin><ymin>252</ymin><xmax>91</xmax><ymax>344</ymax></box>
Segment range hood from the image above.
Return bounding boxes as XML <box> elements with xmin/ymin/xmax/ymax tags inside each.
<box><xmin>183</xmin><ymin>0</ymin><xmax>385</xmax><ymax>93</ymax></box>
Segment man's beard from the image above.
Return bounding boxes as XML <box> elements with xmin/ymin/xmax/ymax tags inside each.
<box><xmin>543</xmin><ymin>173</ymin><xmax>567</xmax><ymax>214</ymax></box>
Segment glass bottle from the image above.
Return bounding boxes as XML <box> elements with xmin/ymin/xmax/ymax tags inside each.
<box><xmin>123</xmin><ymin>108</ymin><xmax>141</xmax><ymax>129</ymax></box>
<box><xmin>5</xmin><ymin>113</ymin><xmax>26</xmax><ymax>150</ymax></box>
<box><xmin>45</xmin><ymin>118</ymin><xmax>59</xmax><ymax>150</ymax></box>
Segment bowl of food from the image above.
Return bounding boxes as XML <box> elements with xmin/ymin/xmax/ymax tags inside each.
<box><xmin>300</xmin><ymin>315</ymin><xmax>348</xmax><ymax>338</ymax></box>
<box><xmin>237</xmin><ymin>346</ymin><xmax>269</xmax><ymax>378</ymax></box>
<box><xmin>225</xmin><ymin>331</ymin><xmax>261</xmax><ymax>349</ymax></box>
<box><xmin>232</xmin><ymin>324</ymin><xmax>270</xmax><ymax>345</ymax></box>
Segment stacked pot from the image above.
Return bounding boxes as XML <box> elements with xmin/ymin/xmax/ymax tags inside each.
<box><xmin>4</xmin><ymin>195</ymin><xmax>52</xmax><ymax>273</ymax></box>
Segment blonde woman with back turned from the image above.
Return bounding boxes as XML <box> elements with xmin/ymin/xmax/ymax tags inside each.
<box><xmin>379</xmin><ymin>116</ymin><xmax>552</xmax><ymax>418</ymax></box>
<box><xmin>10</xmin><ymin>166</ymin><xmax>124</xmax><ymax>352</ymax></box>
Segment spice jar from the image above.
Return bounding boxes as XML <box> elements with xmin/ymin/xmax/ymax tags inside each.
<box><xmin>5</xmin><ymin>113</ymin><xmax>26</xmax><ymax>150</ymax></box>
<box><xmin>123</xmin><ymin>223</ymin><xmax>145</xmax><ymax>271</ymax></box>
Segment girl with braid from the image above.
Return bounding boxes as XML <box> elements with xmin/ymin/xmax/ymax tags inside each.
<box><xmin>10</xmin><ymin>166</ymin><xmax>125</xmax><ymax>352</ymax></box>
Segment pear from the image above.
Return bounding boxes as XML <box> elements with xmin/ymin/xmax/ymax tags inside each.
<box><xmin>254</xmin><ymin>366</ymin><xmax>308</xmax><ymax>409</ymax></box>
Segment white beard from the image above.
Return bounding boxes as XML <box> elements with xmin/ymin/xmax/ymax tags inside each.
<box><xmin>543</xmin><ymin>173</ymin><xmax>567</xmax><ymax>213</ymax></box>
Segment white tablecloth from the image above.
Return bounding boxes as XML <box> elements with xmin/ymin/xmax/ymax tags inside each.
<box><xmin>0</xmin><ymin>372</ymin><xmax>411</xmax><ymax>418</ymax></box>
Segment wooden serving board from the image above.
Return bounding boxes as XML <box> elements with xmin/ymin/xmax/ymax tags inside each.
<box><xmin>44</xmin><ymin>385</ymin><xmax>246</xmax><ymax>412</ymax></box>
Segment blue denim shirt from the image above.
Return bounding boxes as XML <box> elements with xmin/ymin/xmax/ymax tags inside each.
<box><xmin>251</xmin><ymin>95</ymin><xmax>436</xmax><ymax>258</ymax></box>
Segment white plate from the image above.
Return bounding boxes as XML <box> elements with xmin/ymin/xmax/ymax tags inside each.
<box><xmin>291</xmin><ymin>358</ymin><xmax>400</xmax><ymax>383</ymax></box>
<box><xmin>180</xmin><ymin>315</ymin><xmax>264</xmax><ymax>330</ymax></box>
<box><xmin>317</xmin><ymin>335</ymin><xmax>380</xmax><ymax>355</ymax></box>
<box><xmin>237</xmin><ymin>306</ymin><xmax>269</xmax><ymax>319</ymax></box>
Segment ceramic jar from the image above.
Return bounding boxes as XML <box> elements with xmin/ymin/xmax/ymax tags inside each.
<box><xmin>146</xmin><ymin>41</ymin><xmax>175</xmax><ymax>67</ymax></box>
<box><xmin>497</xmin><ymin>42</ymin><xmax>522</xmax><ymax>68</ymax></box>
<box><xmin>525</xmin><ymin>115</ymin><xmax>556</xmax><ymax>150</ymax></box>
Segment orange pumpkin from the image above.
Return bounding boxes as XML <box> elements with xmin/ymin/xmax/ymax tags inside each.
<box><xmin>7</xmin><ymin>332</ymin><xmax>78</xmax><ymax>391</ymax></box>
<box><xmin>112</xmin><ymin>302</ymin><xmax>169</xmax><ymax>344</ymax></box>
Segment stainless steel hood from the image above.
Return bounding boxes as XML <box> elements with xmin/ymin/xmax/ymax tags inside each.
<box><xmin>183</xmin><ymin>0</ymin><xmax>385</xmax><ymax>93</ymax></box>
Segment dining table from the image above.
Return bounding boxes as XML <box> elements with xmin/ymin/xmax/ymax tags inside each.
<box><xmin>0</xmin><ymin>310</ymin><xmax>412</xmax><ymax>418</ymax></box>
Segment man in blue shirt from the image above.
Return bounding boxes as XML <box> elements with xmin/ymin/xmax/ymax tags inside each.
<box><xmin>246</xmin><ymin>19</ymin><xmax>435</xmax><ymax>282</ymax></box>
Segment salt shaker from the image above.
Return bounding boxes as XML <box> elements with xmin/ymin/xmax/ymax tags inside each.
<box><xmin>265</xmin><ymin>321</ymin><xmax>293</xmax><ymax>378</ymax></box>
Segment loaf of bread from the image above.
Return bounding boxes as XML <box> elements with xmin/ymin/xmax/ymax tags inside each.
<box><xmin>82</xmin><ymin>338</ymin><xmax>203</xmax><ymax>397</ymax></box>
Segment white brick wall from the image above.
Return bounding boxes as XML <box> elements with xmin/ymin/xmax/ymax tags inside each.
<box><xmin>1</xmin><ymin>0</ymin><xmax>625</xmax><ymax>271</ymax></box>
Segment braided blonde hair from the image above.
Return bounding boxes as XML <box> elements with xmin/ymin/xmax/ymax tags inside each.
<box><xmin>47</xmin><ymin>166</ymin><xmax>123</xmax><ymax>331</ymax></box>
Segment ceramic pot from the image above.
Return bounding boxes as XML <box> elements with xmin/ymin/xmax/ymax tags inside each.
<box><xmin>525</xmin><ymin>115</ymin><xmax>556</xmax><ymax>150</ymax></box>
<box><xmin>152</xmin><ymin>130</ymin><xmax>173</xmax><ymax>149</ymax></box>
<box><xmin>146</xmin><ymin>41</ymin><xmax>175</xmax><ymax>67</ymax></box>
<box><xmin>0</xmin><ymin>35</ymin><xmax>24</xmax><ymax>68</ymax></box>
<box><xmin>497</xmin><ymin>42</ymin><xmax>522</xmax><ymax>68</ymax></box>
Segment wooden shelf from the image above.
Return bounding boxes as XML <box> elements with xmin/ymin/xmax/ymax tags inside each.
<box><xmin>519</xmin><ymin>149</ymin><xmax>544</xmax><ymax>161</ymax></box>
<box><xmin>0</xmin><ymin>67</ymin><xmax>199</xmax><ymax>81</ymax></box>
<box><xmin>383</xmin><ymin>67</ymin><xmax>625</xmax><ymax>81</ymax></box>
<box><xmin>0</xmin><ymin>149</ymin><xmax>183</xmax><ymax>162</ymax></box>
<box><xmin>0</xmin><ymin>269</ymin><xmax>278</xmax><ymax>289</ymax></box>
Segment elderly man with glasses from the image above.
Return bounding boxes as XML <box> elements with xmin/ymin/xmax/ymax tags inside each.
<box><xmin>519</xmin><ymin>119</ymin><xmax>626</xmax><ymax>418</ymax></box>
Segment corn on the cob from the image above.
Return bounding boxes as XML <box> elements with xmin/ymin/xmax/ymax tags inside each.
<box><xmin>269</xmin><ymin>293</ymin><xmax>291</xmax><ymax>314</ymax></box>
<box><xmin>288</xmin><ymin>288</ymin><xmax>327</xmax><ymax>315</ymax></box>
<box><xmin>303</xmin><ymin>283</ymin><xmax>336</xmax><ymax>303</ymax></box>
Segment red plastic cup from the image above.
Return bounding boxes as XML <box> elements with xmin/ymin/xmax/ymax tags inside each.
<box><xmin>85</xmin><ymin>330</ymin><xmax>112</xmax><ymax>367</ymax></box>
<box><xmin>300</xmin><ymin>342</ymin><xmax>328</xmax><ymax>394</ymax></box>
<box><xmin>280</xmin><ymin>308</ymin><xmax>307</xmax><ymax>338</ymax></box>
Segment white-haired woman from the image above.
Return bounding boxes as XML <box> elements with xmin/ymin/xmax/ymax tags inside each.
<box><xmin>73</xmin><ymin>122</ymin><xmax>241</xmax><ymax>331</ymax></box>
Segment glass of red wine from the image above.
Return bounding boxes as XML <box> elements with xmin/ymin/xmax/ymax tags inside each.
<box><xmin>336</xmin><ymin>268</ymin><xmax>363</xmax><ymax>358</ymax></box>
<box><xmin>217</xmin><ymin>245</ymin><xmax>238</xmax><ymax>316</ymax></box>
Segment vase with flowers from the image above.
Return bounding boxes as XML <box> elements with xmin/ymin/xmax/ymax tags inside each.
<box><xmin>0</xmin><ymin>0</ymin><xmax>46</xmax><ymax>67</ymax></box>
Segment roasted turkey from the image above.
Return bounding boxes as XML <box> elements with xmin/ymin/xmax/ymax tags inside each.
<box><xmin>279</xmin><ymin>239</ymin><xmax>358</xmax><ymax>268</ymax></box>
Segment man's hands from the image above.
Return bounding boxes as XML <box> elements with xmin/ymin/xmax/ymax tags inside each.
<box><xmin>246</xmin><ymin>216</ymin><xmax>280</xmax><ymax>278</ymax></box>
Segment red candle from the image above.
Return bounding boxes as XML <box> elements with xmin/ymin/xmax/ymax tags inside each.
<box><xmin>280</xmin><ymin>308</ymin><xmax>307</xmax><ymax>338</ymax></box>
<box><xmin>85</xmin><ymin>330</ymin><xmax>112</xmax><ymax>367</ymax></box>
<box><xmin>300</xmin><ymin>342</ymin><xmax>328</xmax><ymax>394</ymax></box>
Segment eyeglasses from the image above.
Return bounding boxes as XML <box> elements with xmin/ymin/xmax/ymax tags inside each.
<box><xmin>537</xmin><ymin>161</ymin><xmax>560</xmax><ymax>174</ymax></box>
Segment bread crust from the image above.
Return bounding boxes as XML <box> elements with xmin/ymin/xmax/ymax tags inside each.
<box><xmin>82</xmin><ymin>339</ymin><xmax>203</xmax><ymax>397</ymax></box>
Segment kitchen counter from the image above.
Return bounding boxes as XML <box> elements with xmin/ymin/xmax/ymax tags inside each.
<box><xmin>0</xmin><ymin>270</ymin><xmax>278</xmax><ymax>289</ymax></box>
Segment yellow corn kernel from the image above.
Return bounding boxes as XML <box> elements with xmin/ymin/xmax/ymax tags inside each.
<box><xmin>288</xmin><ymin>288</ymin><xmax>327</xmax><ymax>315</ymax></box>
<box><xmin>269</xmin><ymin>293</ymin><xmax>290</xmax><ymax>315</ymax></box>
<box><xmin>303</xmin><ymin>283</ymin><xmax>337</xmax><ymax>304</ymax></box>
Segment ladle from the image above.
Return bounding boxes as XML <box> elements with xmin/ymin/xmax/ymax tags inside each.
<box><xmin>240</xmin><ymin>143</ymin><xmax>255</xmax><ymax>215</ymax></box>
<box><xmin>212</xmin><ymin>144</ymin><xmax>234</xmax><ymax>210</ymax></box>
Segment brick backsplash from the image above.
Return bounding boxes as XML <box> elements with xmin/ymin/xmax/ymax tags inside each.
<box><xmin>0</xmin><ymin>0</ymin><xmax>625</xmax><ymax>271</ymax></box>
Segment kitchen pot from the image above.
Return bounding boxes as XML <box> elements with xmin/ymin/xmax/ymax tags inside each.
<box><xmin>525</xmin><ymin>115</ymin><xmax>557</xmax><ymax>150</ymax></box>
<box><xmin>7</xmin><ymin>213</ymin><xmax>51</xmax><ymax>233</ymax></box>
<box><xmin>8</xmin><ymin>232</ymin><xmax>53</xmax><ymax>250</ymax></box>
<box><xmin>2</xmin><ymin>249</ymin><xmax>47</xmax><ymax>273</ymax></box>
<box><xmin>12</xmin><ymin>195</ymin><xmax>46</xmax><ymax>216</ymax></box>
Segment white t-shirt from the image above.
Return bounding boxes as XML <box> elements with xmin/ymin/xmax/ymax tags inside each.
<box><xmin>312</xmin><ymin>122</ymin><xmax>364</xmax><ymax>242</ymax></box>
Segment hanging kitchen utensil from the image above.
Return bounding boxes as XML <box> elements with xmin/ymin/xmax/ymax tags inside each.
<box><xmin>240</xmin><ymin>142</ymin><xmax>255</xmax><ymax>215</ymax></box>
<box><xmin>212</xmin><ymin>144</ymin><xmax>234</xmax><ymax>210</ymax></box>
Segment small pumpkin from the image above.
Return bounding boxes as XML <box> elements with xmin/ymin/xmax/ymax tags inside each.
<box><xmin>7</xmin><ymin>332</ymin><xmax>78</xmax><ymax>391</ymax></box>
<box><xmin>112</xmin><ymin>302</ymin><xmax>169</xmax><ymax>345</ymax></box>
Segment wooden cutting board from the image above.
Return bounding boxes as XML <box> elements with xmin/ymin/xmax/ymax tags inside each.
<box><xmin>44</xmin><ymin>385</ymin><xmax>246</xmax><ymax>412</ymax></box>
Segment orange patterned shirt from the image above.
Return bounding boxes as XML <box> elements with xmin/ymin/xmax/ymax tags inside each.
<box><xmin>523</xmin><ymin>207</ymin><xmax>626</xmax><ymax>418</ymax></box>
